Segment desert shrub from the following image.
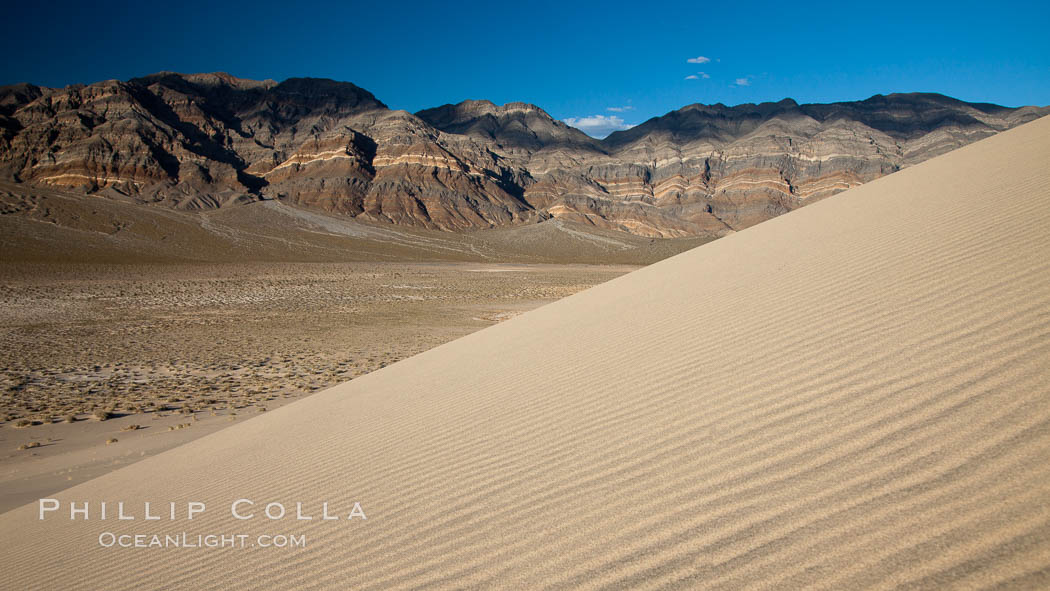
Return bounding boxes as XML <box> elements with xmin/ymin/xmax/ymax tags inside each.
<box><xmin>14</xmin><ymin>419</ymin><xmax>33</xmax><ymax>428</ymax></box>
<box><xmin>17</xmin><ymin>442</ymin><xmax>41</xmax><ymax>450</ymax></box>
<box><xmin>93</xmin><ymin>409</ymin><xmax>113</xmax><ymax>421</ymax></box>
<box><xmin>105</xmin><ymin>438</ymin><xmax>118</xmax><ymax>445</ymax></box>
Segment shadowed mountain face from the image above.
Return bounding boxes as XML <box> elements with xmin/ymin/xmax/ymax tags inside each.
<box><xmin>1</xmin><ymin>73</ymin><xmax>1046</xmax><ymax>237</ymax></box>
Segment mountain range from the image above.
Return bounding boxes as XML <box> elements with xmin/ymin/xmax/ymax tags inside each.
<box><xmin>1</xmin><ymin>72</ymin><xmax>1046</xmax><ymax>238</ymax></box>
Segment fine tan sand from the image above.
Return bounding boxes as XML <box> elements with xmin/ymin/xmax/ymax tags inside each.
<box><xmin>1</xmin><ymin>115</ymin><xmax>1049</xmax><ymax>589</ymax></box>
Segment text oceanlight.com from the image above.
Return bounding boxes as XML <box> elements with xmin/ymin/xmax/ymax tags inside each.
<box><xmin>98</xmin><ymin>532</ymin><xmax>307</xmax><ymax>549</ymax></box>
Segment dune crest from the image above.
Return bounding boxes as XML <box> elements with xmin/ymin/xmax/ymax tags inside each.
<box><xmin>1</xmin><ymin>115</ymin><xmax>1049</xmax><ymax>589</ymax></box>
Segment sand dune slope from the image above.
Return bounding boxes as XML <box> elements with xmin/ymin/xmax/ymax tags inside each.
<box><xmin>2</xmin><ymin>116</ymin><xmax>1049</xmax><ymax>589</ymax></box>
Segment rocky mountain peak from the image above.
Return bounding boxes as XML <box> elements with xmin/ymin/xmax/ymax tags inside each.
<box><xmin>417</xmin><ymin>99</ymin><xmax>600</xmax><ymax>152</ymax></box>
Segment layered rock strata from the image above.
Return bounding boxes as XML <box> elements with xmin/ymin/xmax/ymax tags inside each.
<box><xmin>2</xmin><ymin>73</ymin><xmax>1045</xmax><ymax>237</ymax></box>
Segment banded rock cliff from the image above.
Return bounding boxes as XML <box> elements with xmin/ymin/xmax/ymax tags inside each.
<box><xmin>1</xmin><ymin>72</ymin><xmax>1046</xmax><ymax>237</ymax></box>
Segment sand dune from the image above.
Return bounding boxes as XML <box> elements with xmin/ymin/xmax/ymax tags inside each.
<box><xmin>1</xmin><ymin>115</ymin><xmax>1049</xmax><ymax>589</ymax></box>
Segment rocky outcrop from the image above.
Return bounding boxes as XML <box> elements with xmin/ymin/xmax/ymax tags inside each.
<box><xmin>1</xmin><ymin>73</ymin><xmax>1046</xmax><ymax>237</ymax></box>
<box><xmin>416</xmin><ymin>100</ymin><xmax>602</xmax><ymax>154</ymax></box>
<box><xmin>417</xmin><ymin>93</ymin><xmax>1047</xmax><ymax>237</ymax></box>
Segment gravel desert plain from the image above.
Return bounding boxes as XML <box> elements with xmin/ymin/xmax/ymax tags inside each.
<box><xmin>0</xmin><ymin>258</ymin><xmax>635</xmax><ymax>512</ymax></box>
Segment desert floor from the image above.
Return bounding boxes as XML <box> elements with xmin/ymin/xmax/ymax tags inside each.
<box><xmin>0</xmin><ymin>262</ymin><xmax>631</xmax><ymax>513</ymax></box>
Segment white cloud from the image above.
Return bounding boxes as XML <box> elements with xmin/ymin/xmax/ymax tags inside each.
<box><xmin>685</xmin><ymin>72</ymin><xmax>711</xmax><ymax>80</ymax></box>
<box><xmin>699</xmin><ymin>72</ymin><xmax>711</xmax><ymax>79</ymax></box>
<box><xmin>563</xmin><ymin>114</ymin><xmax>634</xmax><ymax>138</ymax></box>
<box><xmin>606</xmin><ymin>105</ymin><xmax>635</xmax><ymax>112</ymax></box>
<box><xmin>733</xmin><ymin>77</ymin><xmax>752</xmax><ymax>87</ymax></box>
<box><xmin>687</xmin><ymin>56</ymin><xmax>711</xmax><ymax>64</ymax></box>
<box><xmin>684</xmin><ymin>75</ymin><xmax>699</xmax><ymax>80</ymax></box>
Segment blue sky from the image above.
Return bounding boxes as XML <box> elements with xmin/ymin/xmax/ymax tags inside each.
<box><xmin>3</xmin><ymin>0</ymin><xmax>1048</xmax><ymax>137</ymax></box>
